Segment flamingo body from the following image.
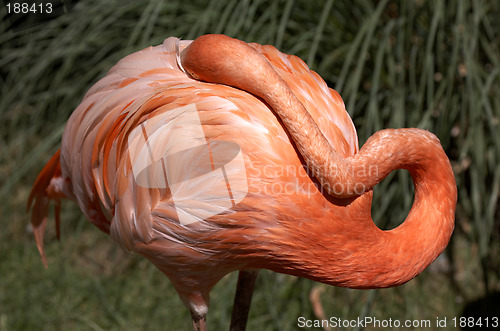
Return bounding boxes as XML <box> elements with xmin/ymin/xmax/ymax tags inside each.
<box><xmin>29</xmin><ymin>35</ymin><xmax>456</xmax><ymax>328</ymax></box>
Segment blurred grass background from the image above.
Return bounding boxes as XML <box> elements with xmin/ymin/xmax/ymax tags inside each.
<box><xmin>1</xmin><ymin>0</ymin><xmax>499</xmax><ymax>330</ymax></box>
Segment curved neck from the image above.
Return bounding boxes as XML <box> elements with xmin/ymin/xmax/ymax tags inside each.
<box><xmin>181</xmin><ymin>34</ymin><xmax>457</xmax><ymax>288</ymax></box>
<box><xmin>181</xmin><ymin>34</ymin><xmax>352</xmax><ymax>197</ymax></box>
<box><xmin>264</xmin><ymin>129</ymin><xmax>456</xmax><ymax>288</ymax></box>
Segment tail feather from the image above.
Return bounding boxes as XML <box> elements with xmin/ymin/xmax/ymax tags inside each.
<box><xmin>27</xmin><ymin>150</ymin><xmax>67</xmax><ymax>267</ymax></box>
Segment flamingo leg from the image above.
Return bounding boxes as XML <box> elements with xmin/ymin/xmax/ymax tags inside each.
<box><xmin>191</xmin><ymin>313</ymin><xmax>207</xmax><ymax>331</ymax></box>
<box><xmin>230</xmin><ymin>269</ymin><xmax>259</xmax><ymax>331</ymax></box>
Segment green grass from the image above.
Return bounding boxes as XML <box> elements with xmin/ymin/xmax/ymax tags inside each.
<box><xmin>1</xmin><ymin>0</ymin><xmax>499</xmax><ymax>330</ymax></box>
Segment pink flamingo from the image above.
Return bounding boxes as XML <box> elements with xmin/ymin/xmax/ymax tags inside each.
<box><xmin>29</xmin><ymin>34</ymin><xmax>456</xmax><ymax>330</ymax></box>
